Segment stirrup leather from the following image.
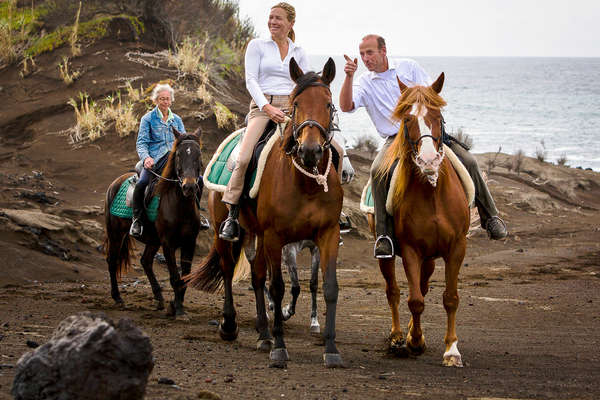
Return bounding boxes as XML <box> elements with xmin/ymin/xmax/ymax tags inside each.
<box><xmin>374</xmin><ymin>235</ymin><xmax>394</xmax><ymax>259</ymax></box>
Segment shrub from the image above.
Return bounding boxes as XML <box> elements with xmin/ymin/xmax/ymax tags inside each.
<box><xmin>355</xmin><ymin>136</ymin><xmax>378</xmax><ymax>158</ymax></box>
<box><xmin>556</xmin><ymin>153</ymin><xmax>567</xmax><ymax>166</ymax></box>
<box><xmin>535</xmin><ymin>140</ymin><xmax>547</xmax><ymax>163</ymax></box>
<box><xmin>512</xmin><ymin>149</ymin><xmax>524</xmax><ymax>175</ymax></box>
<box><xmin>168</xmin><ymin>36</ymin><xmax>210</xmax><ymax>82</ymax></box>
<box><xmin>213</xmin><ymin>101</ymin><xmax>237</xmax><ymax>130</ymax></box>
<box><xmin>196</xmin><ymin>84</ymin><xmax>212</xmax><ymax>104</ymax></box>
<box><xmin>485</xmin><ymin>146</ymin><xmax>502</xmax><ymax>174</ymax></box>
<box><xmin>453</xmin><ymin>127</ymin><xmax>473</xmax><ymax>150</ymax></box>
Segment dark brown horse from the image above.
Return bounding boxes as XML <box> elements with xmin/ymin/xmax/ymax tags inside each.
<box><xmin>186</xmin><ymin>58</ymin><xmax>344</xmax><ymax>368</ymax></box>
<box><xmin>104</xmin><ymin>129</ymin><xmax>204</xmax><ymax>318</ymax></box>
<box><xmin>370</xmin><ymin>73</ymin><xmax>470</xmax><ymax>367</ymax></box>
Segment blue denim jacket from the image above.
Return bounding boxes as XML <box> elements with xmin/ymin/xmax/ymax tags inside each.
<box><xmin>136</xmin><ymin>107</ymin><xmax>186</xmax><ymax>162</ymax></box>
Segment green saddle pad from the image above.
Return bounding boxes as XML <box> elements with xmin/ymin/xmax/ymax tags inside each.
<box><xmin>360</xmin><ymin>180</ymin><xmax>375</xmax><ymax>214</ymax></box>
<box><xmin>109</xmin><ymin>176</ymin><xmax>160</xmax><ymax>222</ymax></box>
<box><xmin>205</xmin><ymin>128</ymin><xmax>257</xmax><ymax>190</ymax></box>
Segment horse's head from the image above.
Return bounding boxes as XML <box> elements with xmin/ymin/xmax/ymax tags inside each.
<box><xmin>393</xmin><ymin>73</ymin><xmax>447</xmax><ymax>186</ymax></box>
<box><xmin>160</xmin><ymin>127</ymin><xmax>203</xmax><ymax>197</ymax></box>
<box><xmin>283</xmin><ymin>57</ymin><xmax>336</xmax><ymax>169</ymax></box>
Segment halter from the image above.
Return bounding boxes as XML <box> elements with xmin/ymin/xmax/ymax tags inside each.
<box><xmin>286</xmin><ymin>82</ymin><xmax>339</xmax><ymax>156</ymax></box>
<box><xmin>149</xmin><ymin>138</ymin><xmax>202</xmax><ymax>188</ymax></box>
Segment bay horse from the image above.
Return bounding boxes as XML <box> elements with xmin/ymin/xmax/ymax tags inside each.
<box><xmin>104</xmin><ymin>129</ymin><xmax>204</xmax><ymax>318</ymax></box>
<box><xmin>186</xmin><ymin>57</ymin><xmax>344</xmax><ymax>368</ymax></box>
<box><xmin>372</xmin><ymin>73</ymin><xmax>470</xmax><ymax>367</ymax></box>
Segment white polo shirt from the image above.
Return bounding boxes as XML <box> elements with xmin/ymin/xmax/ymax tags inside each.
<box><xmin>349</xmin><ymin>58</ymin><xmax>432</xmax><ymax>138</ymax></box>
<box><xmin>245</xmin><ymin>37</ymin><xmax>311</xmax><ymax>110</ymax></box>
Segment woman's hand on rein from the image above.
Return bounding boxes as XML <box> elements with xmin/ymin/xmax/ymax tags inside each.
<box><xmin>264</xmin><ymin>104</ymin><xmax>286</xmax><ymax>123</ymax></box>
<box><xmin>143</xmin><ymin>157</ymin><xmax>155</xmax><ymax>169</ymax></box>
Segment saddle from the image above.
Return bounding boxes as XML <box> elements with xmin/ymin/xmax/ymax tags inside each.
<box><xmin>125</xmin><ymin>154</ymin><xmax>169</xmax><ymax>209</ymax></box>
<box><xmin>360</xmin><ymin>144</ymin><xmax>475</xmax><ymax>215</ymax></box>
<box><xmin>205</xmin><ymin>121</ymin><xmax>341</xmax><ymax>200</ymax></box>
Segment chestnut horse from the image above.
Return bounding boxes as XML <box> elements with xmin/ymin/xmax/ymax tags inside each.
<box><xmin>104</xmin><ymin>129</ymin><xmax>204</xmax><ymax>318</ymax></box>
<box><xmin>186</xmin><ymin>58</ymin><xmax>344</xmax><ymax>368</ymax></box>
<box><xmin>371</xmin><ymin>73</ymin><xmax>470</xmax><ymax>367</ymax></box>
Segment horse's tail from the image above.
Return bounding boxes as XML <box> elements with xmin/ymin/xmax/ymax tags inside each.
<box><xmin>185</xmin><ymin>243</ymin><xmax>223</xmax><ymax>293</ymax></box>
<box><xmin>233</xmin><ymin>249</ymin><xmax>250</xmax><ymax>283</ymax></box>
<box><xmin>104</xmin><ymin>187</ymin><xmax>134</xmax><ymax>279</ymax></box>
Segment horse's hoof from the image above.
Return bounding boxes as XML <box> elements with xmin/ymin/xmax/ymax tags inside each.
<box><xmin>153</xmin><ymin>299</ymin><xmax>164</xmax><ymax>311</ymax></box>
<box><xmin>282</xmin><ymin>306</ymin><xmax>294</xmax><ymax>321</ymax></box>
<box><xmin>268</xmin><ymin>360</ymin><xmax>287</xmax><ymax>369</ymax></box>
<box><xmin>443</xmin><ymin>354</ymin><xmax>463</xmax><ymax>367</ymax></box>
<box><xmin>309</xmin><ymin>323</ymin><xmax>320</xmax><ymax>334</ymax></box>
<box><xmin>114</xmin><ymin>299</ymin><xmax>125</xmax><ymax>308</ymax></box>
<box><xmin>256</xmin><ymin>339</ymin><xmax>273</xmax><ymax>352</ymax></box>
<box><xmin>166</xmin><ymin>301</ymin><xmax>176</xmax><ymax>316</ymax></box>
<box><xmin>387</xmin><ymin>337</ymin><xmax>410</xmax><ymax>358</ymax></box>
<box><xmin>323</xmin><ymin>353</ymin><xmax>344</xmax><ymax>368</ymax></box>
<box><xmin>406</xmin><ymin>335</ymin><xmax>426</xmax><ymax>356</ymax></box>
<box><xmin>218</xmin><ymin>323</ymin><xmax>239</xmax><ymax>341</ymax></box>
<box><xmin>175</xmin><ymin>312</ymin><xmax>190</xmax><ymax>322</ymax></box>
<box><xmin>270</xmin><ymin>348</ymin><xmax>290</xmax><ymax>362</ymax></box>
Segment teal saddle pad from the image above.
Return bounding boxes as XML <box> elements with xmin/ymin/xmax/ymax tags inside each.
<box><xmin>205</xmin><ymin>129</ymin><xmax>257</xmax><ymax>189</ymax></box>
<box><xmin>109</xmin><ymin>176</ymin><xmax>160</xmax><ymax>222</ymax></box>
<box><xmin>360</xmin><ymin>182</ymin><xmax>375</xmax><ymax>213</ymax></box>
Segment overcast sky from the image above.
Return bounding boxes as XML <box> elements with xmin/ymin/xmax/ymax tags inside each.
<box><xmin>236</xmin><ymin>0</ymin><xmax>600</xmax><ymax>57</ymax></box>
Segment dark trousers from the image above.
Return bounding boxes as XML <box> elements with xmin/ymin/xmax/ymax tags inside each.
<box><xmin>370</xmin><ymin>137</ymin><xmax>395</xmax><ymax>238</ymax></box>
<box><xmin>447</xmin><ymin>141</ymin><xmax>499</xmax><ymax>228</ymax></box>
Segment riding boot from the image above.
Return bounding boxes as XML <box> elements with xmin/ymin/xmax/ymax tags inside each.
<box><xmin>372</xmin><ymin>176</ymin><xmax>394</xmax><ymax>259</ymax></box>
<box><xmin>129</xmin><ymin>183</ymin><xmax>146</xmax><ymax>238</ymax></box>
<box><xmin>219</xmin><ymin>204</ymin><xmax>240</xmax><ymax>242</ymax></box>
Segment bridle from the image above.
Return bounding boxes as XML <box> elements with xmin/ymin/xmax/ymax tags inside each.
<box><xmin>403</xmin><ymin>114</ymin><xmax>446</xmax><ymax>158</ymax></box>
<box><xmin>285</xmin><ymin>82</ymin><xmax>339</xmax><ymax>156</ymax></box>
<box><xmin>148</xmin><ymin>138</ymin><xmax>202</xmax><ymax>190</ymax></box>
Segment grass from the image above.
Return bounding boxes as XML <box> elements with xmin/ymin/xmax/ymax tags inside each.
<box><xmin>535</xmin><ymin>140</ymin><xmax>547</xmax><ymax>162</ymax></box>
<box><xmin>168</xmin><ymin>35</ymin><xmax>211</xmax><ymax>82</ymax></box>
<box><xmin>19</xmin><ymin>55</ymin><xmax>35</xmax><ymax>78</ymax></box>
<box><xmin>0</xmin><ymin>0</ymin><xmax>48</xmax><ymax>65</ymax></box>
<box><xmin>70</xmin><ymin>1</ymin><xmax>82</xmax><ymax>56</ymax></box>
<box><xmin>68</xmin><ymin>93</ymin><xmax>105</xmax><ymax>142</ymax></box>
<box><xmin>213</xmin><ymin>101</ymin><xmax>237</xmax><ymax>130</ymax></box>
<box><xmin>512</xmin><ymin>149</ymin><xmax>525</xmax><ymax>175</ymax></box>
<box><xmin>58</xmin><ymin>56</ymin><xmax>80</xmax><ymax>85</ymax></box>
<box><xmin>196</xmin><ymin>84</ymin><xmax>213</xmax><ymax>104</ymax></box>
<box><xmin>556</xmin><ymin>153</ymin><xmax>568</xmax><ymax>166</ymax></box>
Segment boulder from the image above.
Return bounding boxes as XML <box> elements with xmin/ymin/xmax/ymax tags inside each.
<box><xmin>12</xmin><ymin>312</ymin><xmax>154</xmax><ymax>400</ymax></box>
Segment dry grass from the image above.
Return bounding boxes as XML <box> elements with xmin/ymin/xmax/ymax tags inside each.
<box><xmin>125</xmin><ymin>81</ymin><xmax>144</xmax><ymax>103</ymax></box>
<box><xmin>70</xmin><ymin>1</ymin><xmax>82</xmax><ymax>56</ymax></box>
<box><xmin>19</xmin><ymin>55</ymin><xmax>35</xmax><ymax>78</ymax></box>
<box><xmin>101</xmin><ymin>92</ymin><xmax>138</xmax><ymax>137</ymax></box>
<box><xmin>168</xmin><ymin>35</ymin><xmax>210</xmax><ymax>82</ymax></box>
<box><xmin>453</xmin><ymin>127</ymin><xmax>473</xmax><ymax>150</ymax></box>
<box><xmin>0</xmin><ymin>0</ymin><xmax>19</xmax><ymax>65</ymax></box>
<box><xmin>68</xmin><ymin>92</ymin><xmax>105</xmax><ymax>142</ymax></box>
<box><xmin>196</xmin><ymin>84</ymin><xmax>212</xmax><ymax>104</ymax></box>
<box><xmin>485</xmin><ymin>146</ymin><xmax>502</xmax><ymax>174</ymax></box>
<box><xmin>213</xmin><ymin>101</ymin><xmax>237</xmax><ymax>130</ymax></box>
<box><xmin>58</xmin><ymin>56</ymin><xmax>80</xmax><ymax>85</ymax></box>
<box><xmin>556</xmin><ymin>153</ymin><xmax>568</xmax><ymax>166</ymax></box>
<box><xmin>535</xmin><ymin>140</ymin><xmax>547</xmax><ymax>162</ymax></box>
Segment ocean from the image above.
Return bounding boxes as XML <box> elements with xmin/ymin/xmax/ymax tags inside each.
<box><xmin>309</xmin><ymin>55</ymin><xmax>600</xmax><ymax>171</ymax></box>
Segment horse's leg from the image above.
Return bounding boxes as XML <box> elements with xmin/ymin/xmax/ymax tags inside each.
<box><xmin>163</xmin><ymin>245</ymin><xmax>188</xmax><ymax>319</ymax></box>
<box><xmin>282</xmin><ymin>242</ymin><xmax>300</xmax><ymax>321</ymax></box>
<box><xmin>140</xmin><ymin>243</ymin><xmax>164</xmax><ymax>310</ymax></box>
<box><xmin>378</xmin><ymin>257</ymin><xmax>407</xmax><ymax>356</ymax></box>
<box><xmin>308</xmin><ymin>241</ymin><xmax>320</xmax><ymax>334</ymax></box>
<box><xmin>178</xmin><ymin>237</ymin><xmax>196</xmax><ymax>310</ymax></box>
<box><xmin>402</xmin><ymin>247</ymin><xmax>426</xmax><ymax>356</ymax></box>
<box><xmin>442</xmin><ymin>239</ymin><xmax>466</xmax><ymax>367</ymax></box>
<box><xmin>263</xmin><ymin>231</ymin><xmax>289</xmax><ymax>366</ymax></box>
<box><xmin>217</xmin><ymin>236</ymin><xmax>242</xmax><ymax>340</ymax></box>
<box><xmin>252</xmin><ymin>235</ymin><xmax>272</xmax><ymax>351</ymax></box>
<box><xmin>316</xmin><ymin>227</ymin><xmax>343</xmax><ymax>368</ymax></box>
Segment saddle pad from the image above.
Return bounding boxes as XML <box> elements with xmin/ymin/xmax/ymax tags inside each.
<box><xmin>204</xmin><ymin>121</ymin><xmax>288</xmax><ymax>199</ymax></box>
<box><xmin>359</xmin><ymin>144</ymin><xmax>475</xmax><ymax>215</ymax></box>
<box><xmin>109</xmin><ymin>176</ymin><xmax>160</xmax><ymax>222</ymax></box>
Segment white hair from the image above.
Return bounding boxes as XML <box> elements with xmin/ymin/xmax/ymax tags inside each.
<box><xmin>151</xmin><ymin>83</ymin><xmax>175</xmax><ymax>102</ymax></box>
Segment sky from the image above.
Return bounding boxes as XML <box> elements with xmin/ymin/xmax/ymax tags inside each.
<box><xmin>236</xmin><ymin>0</ymin><xmax>600</xmax><ymax>57</ymax></box>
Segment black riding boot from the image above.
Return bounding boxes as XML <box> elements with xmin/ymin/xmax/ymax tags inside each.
<box><xmin>219</xmin><ymin>204</ymin><xmax>240</xmax><ymax>242</ymax></box>
<box><xmin>129</xmin><ymin>183</ymin><xmax>146</xmax><ymax>238</ymax></box>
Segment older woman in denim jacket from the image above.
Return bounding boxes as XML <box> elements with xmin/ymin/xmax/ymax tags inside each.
<box><xmin>130</xmin><ymin>83</ymin><xmax>186</xmax><ymax>237</ymax></box>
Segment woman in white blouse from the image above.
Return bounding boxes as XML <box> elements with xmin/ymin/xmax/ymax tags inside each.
<box><xmin>219</xmin><ymin>2</ymin><xmax>310</xmax><ymax>242</ymax></box>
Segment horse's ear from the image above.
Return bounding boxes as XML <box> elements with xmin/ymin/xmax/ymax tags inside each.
<box><xmin>172</xmin><ymin>126</ymin><xmax>182</xmax><ymax>139</ymax></box>
<box><xmin>192</xmin><ymin>126</ymin><xmax>202</xmax><ymax>137</ymax></box>
<box><xmin>289</xmin><ymin>57</ymin><xmax>304</xmax><ymax>83</ymax></box>
<box><xmin>321</xmin><ymin>57</ymin><xmax>336</xmax><ymax>86</ymax></box>
<box><xmin>431</xmin><ymin>72</ymin><xmax>445</xmax><ymax>94</ymax></box>
<box><xmin>396</xmin><ymin>77</ymin><xmax>408</xmax><ymax>93</ymax></box>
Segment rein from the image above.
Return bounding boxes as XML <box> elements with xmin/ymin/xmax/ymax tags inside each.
<box><xmin>150</xmin><ymin>139</ymin><xmax>202</xmax><ymax>187</ymax></box>
<box><xmin>403</xmin><ymin>118</ymin><xmax>445</xmax><ymax>158</ymax></box>
<box><xmin>291</xmin><ymin>147</ymin><xmax>333</xmax><ymax>192</ymax></box>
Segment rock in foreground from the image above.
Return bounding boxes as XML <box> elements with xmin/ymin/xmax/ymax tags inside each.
<box><xmin>12</xmin><ymin>312</ymin><xmax>154</xmax><ymax>400</ymax></box>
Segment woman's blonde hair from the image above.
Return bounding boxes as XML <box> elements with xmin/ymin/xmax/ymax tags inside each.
<box><xmin>272</xmin><ymin>2</ymin><xmax>296</xmax><ymax>42</ymax></box>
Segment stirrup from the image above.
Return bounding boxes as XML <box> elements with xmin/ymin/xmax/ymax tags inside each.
<box><xmin>129</xmin><ymin>218</ymin><xmax>143</xmax><ymax>237</ymax></box>
<box><xmin>218</xmin><ymin>217</ymin><xmax>239</xmax><ymax>242</ymax></box>
<box><xmin>374</xmin><ymin>235</ymin><xmax>394</xmax><ymax>259</ymax></box>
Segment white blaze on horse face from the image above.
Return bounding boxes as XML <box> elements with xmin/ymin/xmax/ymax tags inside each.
<box><xmin>411</xmin><ymin>104</ymin><xmax>437</xmax><ymax>164</ymax></box>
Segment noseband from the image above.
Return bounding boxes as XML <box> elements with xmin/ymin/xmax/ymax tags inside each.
<box><xmin>149</xmin><ymin>138</ymin><xmax>202</xmax><ymax>188</ymax></box>
<box><xmin>286</xmin><ymin>83</ymin><xmax>339</xmax><ymax>155</ymax></box>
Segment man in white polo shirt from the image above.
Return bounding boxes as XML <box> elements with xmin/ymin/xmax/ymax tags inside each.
<box><xmin>340</xmin><ymin>34</ymin><xmax>507</xmax><ymax>258</ymax></box>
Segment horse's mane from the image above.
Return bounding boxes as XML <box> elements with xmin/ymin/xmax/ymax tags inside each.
<box><xmin>156</xmin><ymin>133</ymin><xmax>202</xmax><ymax>195</ymax></box>
<box><xmin>375</xmin><ymin>85</ymin><xmax>447</xmax><ymax>206</ymax></box>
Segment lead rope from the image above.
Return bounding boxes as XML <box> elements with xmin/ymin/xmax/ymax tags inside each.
<box><xmin>291</xmin><ymin>148</ymin><xmax>333</xmax><ymax>192</ymax></box>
